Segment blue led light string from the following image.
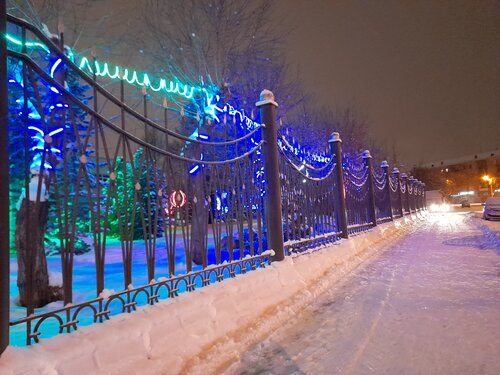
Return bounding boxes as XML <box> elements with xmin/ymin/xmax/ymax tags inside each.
<box><xmin>6</xmin><ymin>24</ymin><xmax>332</xmax><ymax>175</ymax></box>
<box><xmin>278</xmin><ymin>146</ymin><xmax>335</xmax><ymax>181</ymax></box>
<box><xmin>399</xmin><ymin>177</ymin><xmax>407</xmax><ymax>193</ymax></box>
<box><xmin>343</xmin><ymin>153</ymin><xmax>367</xmax><ymax>176</ymax></box>
<box><xmin>5</xmin><ymin>32</ymin><xmax>262</xmax><ymax>137</ymax></box>
<box><xmin>10</xmin><ymin>49</ymin><xmax>266</xmax><ymax>165</ymax></box>
<box><xmin>276</xmin><ymin>128</ymin><xmax>336</xmax><ymax>180</ymax></box>
<box><xmin>372</xmin><ymin>168</ymin><xmax>387</xmax><ymax>189</ymax></box>
<box><xmin>8</xmin><ymin>76</ymin><xmax>65</xmax><ymax>171</ymax></box>
<box><xmin>389</xmin><ymin>175</ymin><xmax>399</xmax><ymax>193</ymax></box>
<box><xmin>276</xmin><ymin>124</ymin><xmax>334</xmax><ymax>176</ymax></box>
<box><xmin>277</xmin><ymin>131</ymin><xmax>332</xmax><ymax>167</ymax></box>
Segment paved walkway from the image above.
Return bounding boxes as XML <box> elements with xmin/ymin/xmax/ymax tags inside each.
<box><xmin>223</xmin><ymin>213</ymin><xmax>500</xmax><ymax>375</ymax></box>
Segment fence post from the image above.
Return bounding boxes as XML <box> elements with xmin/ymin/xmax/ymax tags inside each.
<box><xmin>416</xmin><ymin>181</ymin><xmax>421</xmax><ymax>210</ymax></box>
<box><xmin>393</xmin><ymin>168</ymin><xmax>403</xmax><ymax>217</ymax></box>
<box><xmin>0</xmin><ymin>0</ymin><xmax>10</xmax><ymax>354</ymax></box>
<box><xmin>363</xmin><ymin>150</ymin><xmax>377</xmax><ymax>227</ymax></box>
<box><xmin>401</xmin><ymin>173</ymin><xmax>410</xmax><ymax>214</ymax></box>
<box><xmin>256</xmin><ymin>90</ymin><xmax>284</xmax><ymax>261</ymax></box>
<box><xmin>328</xmin><ymin>133</ymin><xmax>348</xmax><ymax>239</ymax></box>
<box><xmin>381</xmin><ymin>160</ymin><xmax>393</xmax><ymax>221</ymax></box>
<box><xmin>408</xmin><ymin>176</ymin><xmax>415</xmax><ymax>212</ymax></box>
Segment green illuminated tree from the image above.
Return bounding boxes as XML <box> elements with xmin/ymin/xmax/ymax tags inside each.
<box><xmin>104</xmin><ymin>148</ymin><xmax>164</xmax><ymax>240</ymax></box>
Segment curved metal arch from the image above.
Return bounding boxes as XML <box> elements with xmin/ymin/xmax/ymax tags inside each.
<box><xmin>72</xmin><ymin>303</ymin><xmax>100</xmax><ymax>324</ymax></box>
<box><xmin>131</xmin><ymin>287</ymin><xmax>152</xmax><ymax>306</ymax></box>
<box><xmin>103</xmin><ymin>294</ymin><xmax>128</xmax><ymax>313</ymax></box>
<box><xmin>32</xmin><ymin>314</ymin><xmax>65</xmax><ymax>343</ymax></box>
<box><xmin>153</xmin><ymin>281</ymin><xmax>172</xmax><ymax>298</ymax></box>
<box><xmin>172</xmin><ymin>277</ymin><xmax>190</xmax><ymax>294</ymax></box>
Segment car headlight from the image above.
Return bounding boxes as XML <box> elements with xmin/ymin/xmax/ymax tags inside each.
<box><xmin>440</xmin><ymin>203</ymin><xmax>450</xmax><ymax>212</ymax></box>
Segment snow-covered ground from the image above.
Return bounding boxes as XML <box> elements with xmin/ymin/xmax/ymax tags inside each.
<box><xmin>222</xmin><ymin>212</ymin><xmax>500</xmax><ymax>375</ymax></box>
<box><xmin>2</xmin><ymin>212</ymin><xmax>497</xmax><ymax>374</ymax></box>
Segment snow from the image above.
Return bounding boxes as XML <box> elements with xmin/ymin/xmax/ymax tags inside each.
<box><xmin>98</xmin><ymin>289</ymin><xmax>116</xmax><ymax>300</ymax></box>
<box><xmin>222</xmin><ymin>212</ymin><xmax>500</xmax><ymax>374</ymax></box>
<box><xmin>8</xmin><ymin>234</ymin><xmax>199</xmax><ymax>345</ymax></box>
<box><xmin>48</xmin><ymin>272</ymin><xmax>63</xmax><ymax>287</ymax></box>
<box><xmin>0</xmin><ymin>213</ymin><xmax>436</xmax><ymax>374</ymax></box>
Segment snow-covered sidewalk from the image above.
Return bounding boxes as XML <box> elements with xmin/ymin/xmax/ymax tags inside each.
<box><xmin>0</xmin><ymin>215</ymin><xmax>423</xmax><ymax>375</ymax></box>
<box><xmin>223</xmin><ymin>213</ymin><xmax>500</xmax><ymax>374</ymax></box>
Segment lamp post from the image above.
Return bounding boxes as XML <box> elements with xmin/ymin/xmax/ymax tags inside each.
<box><xmin>482</xmin><ymin>175</ymin><xmax>494</xmax><ymax>197</ymax></box>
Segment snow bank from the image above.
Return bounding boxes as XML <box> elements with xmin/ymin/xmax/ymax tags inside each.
<box><xmin>0</xmin><ymin>215</ymin><xmax>424</xmax><ymax>375</ymax></box>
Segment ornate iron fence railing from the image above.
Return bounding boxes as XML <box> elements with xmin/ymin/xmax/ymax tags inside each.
<box><xmin>0</xmin><ymin>13</ymin><xmax>425</xmax><ymax>351</ymax></box>
<box><xmin>343</xmin><ymin>152</ymin><xmax>373</xmax><ymax>234</ymax></box>
<box><xmin>278</xmin><ymin>131</ymin><xmax>339</xmax><ymax>254</ymax></box>
<box><xmin>4</xmin><ymin>13</ymin><xmax>273</xmax><ymax>347</ymax></box>
<box><xmin>373</xmin><ymin>162</ymin><xmax>392</xmax><ymax>223</ymax></box>
<box><xmin>390</xmin><ymin>169</ymin><xmax>404</xmax><ymax>218</ymax></box>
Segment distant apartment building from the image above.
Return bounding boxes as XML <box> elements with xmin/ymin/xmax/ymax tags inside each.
<box><xmin>414</xmin><ymin>150</ymin><xmax>500</xmax><ymax>202</ymax></box>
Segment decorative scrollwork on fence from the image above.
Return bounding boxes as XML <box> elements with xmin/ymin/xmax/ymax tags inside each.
<box><xmin>343</xmin><ymin>154</ymin><xmax>372</xmax><ymax>234</ymax></box>
<box><xmin>278</xmin><ymin>134</ymin><xmax>340</xmax><ymax>254</ymax></box>
<box><xmin>10</xmin><ymin>252</ymin><xmax>272</xmax><ymax>345</ymax></box>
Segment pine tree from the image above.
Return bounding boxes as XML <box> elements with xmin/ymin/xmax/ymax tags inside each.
<box><xmin>104</xmin><ymin>148</ymin><xmax>164</xmax><ymax>240</ymax></box>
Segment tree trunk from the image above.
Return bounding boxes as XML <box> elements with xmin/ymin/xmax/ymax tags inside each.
<box><xmin>191</xmin><ymin>205</ymin><xmax>208</xmax><ymax>266</ymax></box>
<box><xmin>15</xmin><ymin>199</ymin><xmax>61</xmax><ymax>308</ymax></box>
<box><xmin>191</xmin><ymin>171</ymin><xmax>208</xmax><ymax>267</ymax></box>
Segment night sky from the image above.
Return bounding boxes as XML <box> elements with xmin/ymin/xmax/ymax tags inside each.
<box><xmin>276</xmin><ymin>0</ymin><xmax>499</xmax><ymax>168</ymax></box>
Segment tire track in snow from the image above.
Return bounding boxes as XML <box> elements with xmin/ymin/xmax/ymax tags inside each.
<box><xmin>343</xmin><ymin>268</ymin><xmax>396</xmax><ymax>375</ymax></box>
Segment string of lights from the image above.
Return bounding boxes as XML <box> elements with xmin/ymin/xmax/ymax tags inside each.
<box><xmin>277</xmin><ymin>131</ymin><xmax>332</xmax><ymax>168</ymax></box>
<box><xmin>389</xmin><ymin>176</ymin><xmax>399</xmax><ymax>193</ymax></box>
<box><xmin>374</xmin><ymin>178</ymin><xmax>387</xmax><ymax>191</ymax></box>
<box><xmin>372</xmin><ymin>169</ymin><xmax>387</xmax><ymax>190</ymax></box>
<box><xmin>278</xmin><ymin>147</ymin><xmax>336</xmax><ymax>181</ymax></box>
<box><xmin>400</xmin><ymin>180</ymin><xmax>407</xmax><ymax>193</ymax></box>
<box><xmin>5</xmin><ymin>31</ymin><xmax>262</xmax><ymax>140</ymax></box>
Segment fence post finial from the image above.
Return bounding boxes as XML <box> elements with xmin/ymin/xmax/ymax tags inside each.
<box><xmin>256</xmin><ymin>89</ymin><xmax>278</xmax><ymax>107</ymax></box>
<box><xmin>329</xmin><ymin>132</ymin><xmax>341</xmax><ymax>143</ymax></box>
<box><xmin>329</xmin><ymin>133</ymin><xmax>348</xmax><ymax>238</ymax></box>
<box><xmin>257</xmin><ymin>89</ymin><xmax>284</xmax><ymax>261</ymax></box>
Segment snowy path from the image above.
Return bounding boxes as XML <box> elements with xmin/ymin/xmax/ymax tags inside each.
<box><xmin>222</xmin><ymin>213</ymin><xmax>500</xmax><ymax>375</ymax></box>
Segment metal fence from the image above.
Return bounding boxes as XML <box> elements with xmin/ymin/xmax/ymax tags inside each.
<box><xmin>0</xmin><ymin>13</ymin><xmax>426</xmax><ymax>351</ymax></box>
<box><xmin>278</xmin><ymin>130</ymin><xmax>340</xmax><ymax>254</ymax></box>
<box><xmin>344</xmin><ymin>152</ymin><xmax>374</xmax><ymax>234</ymax></box>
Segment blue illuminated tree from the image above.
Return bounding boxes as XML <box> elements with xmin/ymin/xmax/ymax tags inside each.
<box><xmin>9</xmin><ymin>38</ymin><xmax>93</xmax><ymax>307</ymax></box>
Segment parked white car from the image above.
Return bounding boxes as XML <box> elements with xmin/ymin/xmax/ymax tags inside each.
<box><xmin>483</xmin><ymin>197</ymin><xmax>500</xmax><ymax>220</ymax></box>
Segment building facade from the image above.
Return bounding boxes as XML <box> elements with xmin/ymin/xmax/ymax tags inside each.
<box><xmin>413</xmin><ymin>150</ymin><xmax>500</xmax><ymax>203</ymax></box>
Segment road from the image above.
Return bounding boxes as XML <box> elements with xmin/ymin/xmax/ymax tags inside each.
<box><xmin>223</xmin><ymin>213</ymin><xmax>500</xmax><ymax>375</ymax></box>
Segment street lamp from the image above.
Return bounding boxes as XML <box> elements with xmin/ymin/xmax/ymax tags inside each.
<box><xmin>482</xmin><ymin>175</ymin><xmax>494</xmax><ymax>197</ymax></box>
